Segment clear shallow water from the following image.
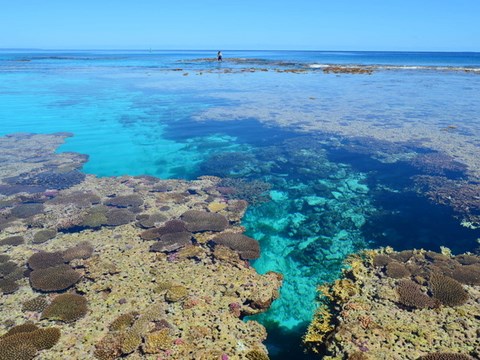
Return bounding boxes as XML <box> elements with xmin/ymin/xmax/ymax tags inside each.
<box><xmin>1</xmin><ymin>50</ymin><xmax>480</xmax><ymax>359</ymax></box>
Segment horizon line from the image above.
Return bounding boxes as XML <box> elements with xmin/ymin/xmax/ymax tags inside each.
<box><xmin>0</xmin><ymin>48</ymin><xmax>479</xmax><ymax>54</ymax></box>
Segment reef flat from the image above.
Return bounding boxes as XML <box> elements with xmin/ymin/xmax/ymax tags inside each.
<box><xmin>0</xmin><ymin>133</ymin><xmax>281</xmax><ymax>359</ymax></box>
<box><xmin>304</xmin><ymin>248</ymin><xmax>480</xmax><ymax>359</ymax></box>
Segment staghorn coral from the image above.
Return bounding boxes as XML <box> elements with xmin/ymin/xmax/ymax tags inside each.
<box><xmin>22</xmin><ymin>296</ymin><xmax>49</xmax><ymax>313</ymax></box>
<box><xmin>27</xmin><ymin>251</ymin><xmax>65</xmax><ymax>270</ymax></box>
<box><xmin>181</xmin><ymin>210</ymin><xmax>229</xmax><ymax>232</ymax></box>
<box><xmin>429</xmin><ymin>273</ymin><xmax>469</xmax><ymax>306</ymax></box>
<box><xmin>29</xmin><ymin>264</ymin><xmax>81</xmax><ymax>292</ymax></box>
<box><xmin>32</xmin><ymin>229</ymin><xmax>57</xmax><ymax>244</ymax></box>
<box><xmin>41</xmin><ymin>293</ymin><xmax>88</xmax><ymax>323</ymax></box>
<box><xmin>418</xmin><ymin>353</ymin><xmax>474</xmax><ymax>360</ymax></box>
<box><xmin>396</xmin><ymin>279</ymin><xmax>437</xmax><ymax>309</ymax></box>
<box><xmin>211</xmin><ymin>233</ymin><xmax>260</xmax><ymax>259</ymax></box>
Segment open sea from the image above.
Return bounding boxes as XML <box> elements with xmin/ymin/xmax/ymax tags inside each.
<box><xmin>1</xmin><ymin>50</ymin><xmax>480</xmax><ymax>359</ymax></box>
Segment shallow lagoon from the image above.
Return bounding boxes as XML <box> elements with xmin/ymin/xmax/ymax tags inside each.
<box><xmin>1</xmin><ymin>51</ymin><xmax>480</xmax><ymax>359</ymax></box>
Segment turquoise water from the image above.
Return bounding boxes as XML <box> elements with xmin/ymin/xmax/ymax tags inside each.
<box><xmin>1</xmin><ymin>50</ymin><xmax>480</xmax><ymax>359</ymax></box>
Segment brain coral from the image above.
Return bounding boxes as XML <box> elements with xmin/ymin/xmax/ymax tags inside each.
<box><xmin>27</xmin><ymin>251</ymin><xmax>65</xmax><ymax>270</ymax></box>
<box><xmin>149</xmin><ymin>232</ymin><xmax>192</xmax><ymax>253</ymax></box>
<box><xmin>181</xmin><ymin>210</ymin><xmax>229</xmax><ymax>232</ymax></box>
<box><xmin>41</xmin><ymin>293</ymin><xmax>88</xmax><ymax>323</ymax></box>
<box><xmin>429</xmin><ymin>272</ymin><xmax>469</xmax><ymax>306</ymax></box>
<box><xmin>32</xmin><ymin>229</ymin><xmax>57</xmax><ymax>244</ymax></box>
<box><xmin>62</xmin><ymin>241</ymin><xmax>94</xmax><ymax>262</ymax></box>
<box><xmin>212</xmin><ymin>233</ymin><xmax>260</xmax><ymax>259</ymax></box>
<box><xmin>419</xmin><ymin>353</ymin><xmax>474</xmax><ymax>360</ymax></box>
<box><xmin>29</xmin><ymin>265</ymin><xmax>81</xmax><ymax>292</ymax></box>
<box><xmin>396</xmin><ymin>279</ymin><xmax>437</xmax><ymax>309</ymax></box>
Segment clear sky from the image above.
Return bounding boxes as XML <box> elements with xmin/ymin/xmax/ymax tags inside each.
<box><xmin>0</xmin><ymin>0</ymin><xmax>478</xmax><ymax>51</ymax></box>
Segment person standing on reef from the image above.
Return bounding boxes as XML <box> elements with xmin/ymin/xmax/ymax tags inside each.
<box><xmin>217</xmin><ymin>51</ymin><xmax>222</xmax><ymax>62</ymax></box>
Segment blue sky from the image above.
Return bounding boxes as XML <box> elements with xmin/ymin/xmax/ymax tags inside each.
<box><xmin>0</xmin><ymin>0</ymin><xmax>478</xmax><ymax>51</ymax></box>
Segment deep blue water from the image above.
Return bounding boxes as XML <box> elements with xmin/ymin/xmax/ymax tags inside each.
<box><xmin>1</xmin><ymin>50</ymin><xmax>480</xmax><ymax>359</ymax></box>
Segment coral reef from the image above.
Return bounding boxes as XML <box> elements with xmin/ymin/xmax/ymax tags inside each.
<box><xmin>304</xmin><ymin>249</ymin><xmax>480</xmax><ymax>359</ymax></box>
<box><xmin>0</xmin><ymin>134</ymin><xmax>282</xmax><ymax>359</ymax></box>
<box><xmin>0</xmin><ymin>326</ymin><xmax>60</xmax><ymax>360</ymax></box>
<box><xmin>41</xmin><ymin>293</ymin><xmax>88</xmax><ymax>323</ymax></box>
<box><xmin>211</xmin><ymin>233</ymin><xmax>261</xmax><ymax>260</ymax></box>
<box><xmin>29</xmin><ymin>265</ymin><xmax>81</xmax><ymax>292</ymax></box>
<box><xmin>181</xmin><ymin>210</ymin><xmax>229</xmax><ymax>232</ymax></box>
<box><xmin>0</xmin><ymin>235</ymin><xmax>24</xmax><ymax>246</ymax></box>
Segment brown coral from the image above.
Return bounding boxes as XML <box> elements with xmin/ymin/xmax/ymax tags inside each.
<box><xmin>32</xmin><ymin>229</ymin><xmax>57</xmax><ymax>244</ymax></box>
<box><xmin>27</xmin><ymin>251</ymin><xmax>65</xmax><ymax>270</ymax></box>
<box><xmin>0</xmin><ymin>327</ymin><xmax>60</xmax><ymax>360</ymax></box>
<box><xmin>396</xmin><ymin>279</ymin><xmax>437</xmax><ymax>309</ymax></box>
<box><xmin>211</xmin><ymin>233</ymin><xmax>260</xmax><ymax>259</ymax></box>
<box><xmin>0</xmin><ymin>236</ymin><xmax>24</xmax><ymax>246</ymax></box>
<box><xmin>140</xmin><ymin>219</ymin><xmax>187</xmax><ymax>240</ymax></box>
<box><xmin>41</xmin><ymin>293</ymin><xmax>88</xmax><ymax>323</ymax></box>
<box><xmin>418</xmin><ymin>353</ymin><xmax>474</xmax><ymax>360</ymax></box>
<box><xmin>62</xmin><ymin>241</ymin><xmax>94</xmax><ymax>262</ymax></box>
<box><xmin>385</xmin><ymin>261</ymin><xmax>410</xmax><ymax>278</ymax></box>
<box><xmin>142</xmin><ymin>329</ymin><xmax>172</xmax><ymax>353</ymax></box>
<box><xmin>165</xmin><ymin>285</ymin><xmax>189</xmax><ymax>302</ymax></box>
<box><xmin>104</xmin><ymin>194</ymin><xmax>143</xmax><ymax>208</ymax></box>
<box><xmin>181</xmin><ymin>210</ymin><xmax>229</xmax><ymax>232</ymax></box>
<box><xmin>429</xmin><ymin>273</ymin><xmax>469</xmax><ymax>306</ymax></box>
<box><xmin>149</xmin><ymin>232</ymin><xmax>192</xmax><ymax>253</ymax></box>
<box><xmin>29</xmin><ymin>265</ymin><xmax>81</xmax><ymax>292</ymax></box>
<box><xmin>22</xmin><ymin>296</ymin><xmax>49</xmax><ymax>313</ymax></box>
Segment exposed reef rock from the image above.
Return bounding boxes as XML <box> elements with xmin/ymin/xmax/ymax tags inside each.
<box><xmin>0</xmin><ymin>133</ymin><xmax>282</xmax><ymax>359</ymax></box>
<box><xmin>304</xmin><ymin>248</ymin><xmax>480</xmax><ymax>359</ymax></box>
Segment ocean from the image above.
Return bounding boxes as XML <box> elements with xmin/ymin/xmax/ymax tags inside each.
<box><xmin>1</xmin><ymin>50</ymin><xmax>479</xmax><ymax>359</ymax></box>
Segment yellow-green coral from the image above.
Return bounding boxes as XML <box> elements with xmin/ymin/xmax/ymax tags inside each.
<box><xmin>303</xmin><ymin>305</ymin><xmax>335</xmax><ymax>353</ymax></box>
<box><xmin>143</xmin><ymin>329</ymin><xmax>172</xmax><ymax>353</ymax></box>
<box><xmin>245</xmin><ymin>349</ymin><xmax>270</xmax><ymax>360</ymax></box>
<box><xmin>165</xmin><ymin>285</ymin><xmax>188</xmax><ymax>302</ymax></box>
